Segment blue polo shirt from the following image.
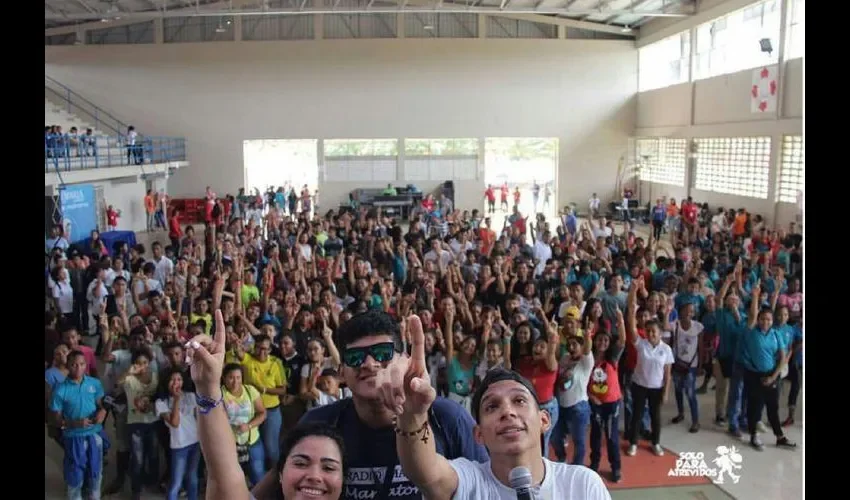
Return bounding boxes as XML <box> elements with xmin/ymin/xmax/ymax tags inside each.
<box><xmin>50</xmin><ymin>375</ymin><xmax>104</xmax><ymax>438</ymax></box>
<box><xmin>737</xmin><ymin>327</ymin><xmax>785</xmax><ymax>373</ymax></box>
<box><xmin>715</xmin><ymin>309</ymin><xmax>747</xmax><ymax>361</ymax></box>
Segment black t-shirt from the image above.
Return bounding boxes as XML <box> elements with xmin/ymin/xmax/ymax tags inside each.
<box><xmin>281</xmin><ymin>352</ymin><xmax>306</xmax><ymax>396</ymax></box>
<box><xmin>299</xmin><ymin>398</ymin><xmax>488</xmax><ymax>500</ymax></box>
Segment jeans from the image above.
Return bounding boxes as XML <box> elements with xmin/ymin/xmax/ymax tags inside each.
<box><xmin>241</xmin><ymin>439</ymin><xmax>266</xmax><ymax>487</ymax></box>
<box><xmin>627</xmin><ymin>383</ymin><xmax>663</xmax><ymax>446</ymax></box>
<box><xmin>551</xmin><ymin>400</ymin><xmax>590</xmax><ymax>465</ymax></box>
<box><xmin>128</xmin><ymin>423</ymin><xmax>159</xmax><ymax>494</ymax></box>
<box><xmin>261</xmin><ymin>406</ymin><xmax>282</xmax><ymax>468</ymax></box>
<box><xmin>65</xmin><ymin>433</ymin><xmax>104</xmax><ymax>500</ymax></box>
<box><xmin>168</xmin><ymin>443</ymin><xmax>201</xmax><ymax>500</ymax></box>
<box><xmin>590</xmin><ymin>401</ymin><xmax>621</xmax><ymax>472</ymax></box>
<box><xmin>673</xmin><ymin>367</ymin><xmax>700</xmax><ymax>424</ymax></box>
<box><xmin>726</xmin><ymin>364</ymin><xmax>748</xmax><ymax>432</ymax></box>
<box><xmin>540</xmin><ymin>399</ymin><xmax>559</xmax><ymax>459</ymax></box>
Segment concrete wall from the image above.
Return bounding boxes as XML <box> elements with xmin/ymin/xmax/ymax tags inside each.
<box><xmin>45</xmin><ymin>38</ymin><xmax>638</xmax><ymax>211</ymax></box>
<box><xmin>635</xmin><ymin>57</ymin><xmax>803</xmax><ymax>226</ymax></box>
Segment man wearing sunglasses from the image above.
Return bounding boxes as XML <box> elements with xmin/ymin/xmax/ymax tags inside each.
<box><xmin>250</xmin><ymin>310</ymin><xmax>487</xmax><ymax>500</ymax></box>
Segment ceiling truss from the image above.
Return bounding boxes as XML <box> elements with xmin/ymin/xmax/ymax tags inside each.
<box><xmin>45</xmin><ymin>0</ymin><xmax>695</xmax><ymax>37</ymax></box>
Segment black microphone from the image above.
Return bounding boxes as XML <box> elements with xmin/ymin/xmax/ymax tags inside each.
<box><xmin>509</xmin><ymin>466</ymin><xmax>535</xmax><ymax>500</ymax></box>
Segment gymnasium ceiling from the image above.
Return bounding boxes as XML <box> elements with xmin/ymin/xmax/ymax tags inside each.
<box><xmin>45</xmin><ymin>0</ymin><xmax>696</xmax><ymax>35</ymax></box>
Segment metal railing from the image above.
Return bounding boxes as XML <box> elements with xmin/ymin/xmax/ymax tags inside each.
<box><xmin>45</xmin><ymin>135</ymin><xmax>187</xmax><ymax>173</ymax></box>
<box><xmin>45</xmin><ymin>75</ymin><xmax>129</xmax><ymax>136</ymax></box>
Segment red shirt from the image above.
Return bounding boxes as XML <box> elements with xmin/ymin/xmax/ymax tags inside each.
<box><xmin>516</xmin><ymin>357</ymin><xmax>558</xmax><ymax>403</ymax></box>
<box><xmin>485</xmin><ymin>188</ymin><xmax>496</xmax><ymax>202</ymax></box>
<box><xmin>588</xmin><ymin>357</ymin><xmax>622</xmax><ymax>404</ymax></box>
<box><xmin>682</xmin><ymin>203</ymin><xmax>698</xmax><ymax>224</ymax></box>
<box><xmin>106</xmin><ymin>209</ymin><xmax>118</xmax><ymax>227</ymax></box>
<box><xmin>169</xmin><ymin>216</ymin><xmax>182</xmax><ymax>239</ymax></box>
<box><xmin>625</xmin><ymin>327</ymin><xmax>647</xmax><ymax>372</ymax></box>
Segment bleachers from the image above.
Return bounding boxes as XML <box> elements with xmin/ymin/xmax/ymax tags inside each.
<box><xmin>45</xmin><ymin>98</ymin><xmax>187</xmax><ymax>173</ymax></box>
<box><xmin>45</xmin><ymin>98</ymin><xmax>128</xmax><ymax>171</ymax></box>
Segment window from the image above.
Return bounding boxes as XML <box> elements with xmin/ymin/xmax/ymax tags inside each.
<box><xmin>404</xmin><ymin>139</ymin><xmax>478</xmax><ymax>156</ymax></box>
<box><xmin>694</xmin><ymin>137</ymin><xmax>771</xmax><ymax>198</ymax></box>
<box><xmin>324</xmin><ymin>139</ymin><xmax>398</xmax><ymax>157</ymax></box>
<box><xmin>694</xmin><ymin>0</ymin><xmax>781</xmax><ymax>80</ymax></box>
<box><xmin>639</xmin><ymin>30</ymin><xmax>690</xmax><ymax>91</ymax></box>
<box><xmin>786</xmin><ymin>0</ymin><xmax>805</xmax><ymax>60</ymax></box>
<box><xmin>636</xmin><ymin>138</ymin><xmax>687</xmax><ymax>186</ymax></box>
<box><xmin>404</xmin><ymin>138</ymin><xmax>479</xmax><ymax>181</ymax></box>
<box><xmin>777</xmin><ymin>135</ymin><xmax>804</xmax><ymax>203</ymax></box>
<box><xmin>324</xmin><ymin>139</ymin><xmax>399</xmax><ymax>182</ymax></box>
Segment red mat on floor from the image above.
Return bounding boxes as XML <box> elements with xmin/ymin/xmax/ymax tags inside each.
<box><xmin>548</xmin><ymin>438</ymin><xmax>712</xmax><ymax>489</ymax></box>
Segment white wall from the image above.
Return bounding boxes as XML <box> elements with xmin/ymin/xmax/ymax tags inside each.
<box><xmin>635</xmin><ymin>57</ymin><xmax>803</xmax><ymax>226</ymax></box>
<box><xmin>45</xmin><ymin>39</ymin><xmax>637</xmax><ymax>211</ymax></box>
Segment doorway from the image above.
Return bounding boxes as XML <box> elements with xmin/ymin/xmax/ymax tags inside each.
<box><xmin>243</xmin><ymin>139</ymin><xmax>319</xmax><ymax>199</ymax></box>
<box><xmin>483</xmin><ymin>138</ymin><xmax>558</xmax><ymax>227</ymax></box>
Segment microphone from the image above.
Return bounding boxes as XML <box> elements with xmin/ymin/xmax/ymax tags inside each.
<box><xmin>509</xmin><ymin>466</ymin><xmax>535</xmax><ymax>500</ymax></box>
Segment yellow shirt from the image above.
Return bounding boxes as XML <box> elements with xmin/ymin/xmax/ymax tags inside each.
<box><xmin>241</xmin><ymin>285</ymin><xmax>260</xmax><ymax>307</ymax></box>
<box><xmin>190</xmin><ymin>313</ymin><xmax>213</xmax><ymax>335</ymax></box>
<box><xmin>241</xmin><ymin>354</ymin><xmax>286</xmax><ymax>409</ymax></box>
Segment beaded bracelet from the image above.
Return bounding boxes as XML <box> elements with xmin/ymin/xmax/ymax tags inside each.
<box><xmin>394</xmin><ymin>419</ymin><xmax>431</xmax><ymax>444</ymax></box>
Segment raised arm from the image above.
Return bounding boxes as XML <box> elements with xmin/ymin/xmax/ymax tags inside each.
<box><xmin>392</xmin><ymin>316</ymin><xmax>459</xmax><ymax>499</ymax></box>
<box><xmin>187</xmin><ymin>310</ymin><xmax>251</xmax><ymax>500</ymax></box>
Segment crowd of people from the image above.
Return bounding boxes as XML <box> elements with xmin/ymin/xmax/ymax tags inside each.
<box><xmin>44</xmin><ymin>184</ymin><xmax>802</xmax><ymax>499</ymax></box>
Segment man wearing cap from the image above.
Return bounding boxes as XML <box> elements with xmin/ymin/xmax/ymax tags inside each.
<box><xmin>389</xmin><ymin>316</ymin><xmax>610</xmax><ymax>499</ymax></box>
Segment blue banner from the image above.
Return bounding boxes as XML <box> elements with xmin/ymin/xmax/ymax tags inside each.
<box><xmin>60</xmin><ymin>184</ymin><xmax>97</xmax><ymax>244</ymax></box>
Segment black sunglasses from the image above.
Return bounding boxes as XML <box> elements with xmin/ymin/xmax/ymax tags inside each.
<box><xmin>343</xmin><ymin>342</ymin><xmax>396</xmax><ymax>368</ymax></box>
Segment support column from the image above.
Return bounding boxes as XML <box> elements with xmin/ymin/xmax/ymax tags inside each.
<box><xmin>154</xmin><ymin>18</ymin><xmax>164</xmax><ymax>44</ymax></box>
<box><xmin>771</xmin><ymin>0</ymin><xmax>791</xmax><ymax>225</ymax></box>
<box><xmin>557</xmin><ymin>25</ymin><xmax>566</xmax><ymax>39</ymax></box>
<box><xmin>75</xmin><ymin>26</ymin><xmax>87</xmax><ymax>44</ymax></box>
<box><xmin>314</xmin><ymin>14</ymin><xmax>324</xmax><ymax>39</ymax></box>
<box><xmin>478</xmin><ymin>14</ymin><xmax>487</xmax><ymax>38</ymax></box>
<box><xmin>234</xmin><ymin>16</ymin><xmax>243</xmax><ymax>42</ymax></box>
<box><xmin>398</xmin><ymin>139</ymin><xmax>406</xmax><ymax>181</ymax></box>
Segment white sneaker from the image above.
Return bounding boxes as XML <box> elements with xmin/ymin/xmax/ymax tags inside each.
<box><xmin>626</xmin><ymin>445</ymin><xmax>637</xmax><ymax>456</ymax></box>
<box><xmin>652</xmin><ymin>444</ymin><xmax>665</xmax><ymax>456</ymax></box>
<box><xmin>756</xmin><ymin>421</ymin><xmax>768</xmax><ymax>433</ymax></box>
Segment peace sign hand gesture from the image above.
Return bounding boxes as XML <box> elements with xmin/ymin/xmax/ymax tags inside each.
<box><xmin>378</xmin><ymin>315</ymin><xmax>436</xmax><ymax>418</ymax></box>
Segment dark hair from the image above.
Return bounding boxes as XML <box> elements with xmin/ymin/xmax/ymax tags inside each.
<box><xmin>272</xmin><ymin>422</ymin><xmax>347</xmax><ymax>500</ymax></box>
<box><xmin>471</xmin><ymin>368</ymin><xmax>540</xmax><ymax>423</ymax></box>
<box><xmin>157</xmin><ymin>366</ymin><xmax>187</xmax><ymax>399</ymax></box>
<box><xmin>130</xmin><ymin>348</ymin><xmax>153</xmax><ymax>364</ymax></box>
<box><xmin>67</xmin><ymin>350</ymin><xmax>86</xmax><ymax>365</ymax></box>
<box><xmin>222</xmin><ymin>363</ymin><xmax>244</xmax><ymax>379</ymax></box>
<box><xmin>336</xmin><ymin>310</ymin><xmax>403</xmax><ymax>353</ymax></box>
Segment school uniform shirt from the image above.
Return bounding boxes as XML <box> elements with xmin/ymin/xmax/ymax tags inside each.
<box><xmin>450</xmin><ymin>457</ymin><xmax>610</xmax><ymax>500</ymax></box>
<box><xmin>50</xmin><ymin>375</ymin><xmax>105</xmax><ymax>438</ymax></box>
<box><xmin>737</xmin><ymin>327</ymin><xmax>785</xmax><ymax>374</ymax></box>
<box><xmin>155</xmin><ymin>393</ymin><xmax>199</xmax><ymax>449</ymax></box>
<box><xmin>300</xmin><ymin>397</ymin><xmax>488</xmax><ymax>500</ymax></box>
<box><xmin>315</xmin><ymin>387</ymin><xmax>353</xmax><ymax>408</ymax></box>
<box><xmin>631</xmin><ymin>338</ymin><xmax>674</xmax><ymax>389</ymax></box>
